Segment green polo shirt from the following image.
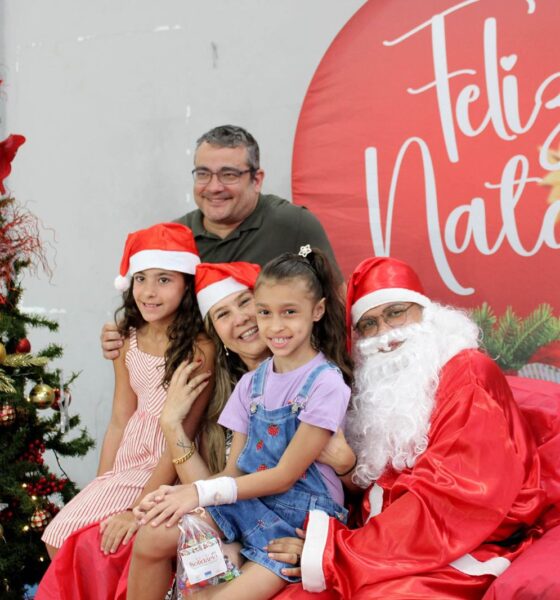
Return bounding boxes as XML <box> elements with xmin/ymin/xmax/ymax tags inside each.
<box><xmin>176</xmin><ymin>194</ymin><xmax>342</xmax><ymax>278</ymax></box>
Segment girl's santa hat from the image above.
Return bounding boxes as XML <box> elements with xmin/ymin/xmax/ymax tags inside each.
<box><xmin>115</xmin><ymin>223</ymin><xmax>200</xmax><ymax>291</ymax></box>
<box><xmin>195</xmin><ymin>262</ymin><xmax>260</xmax><ymax>319</ymax></box>
<box><xmin>346</xmin><ymin>257</ymin><xmax>431</xmax><ymax>342</ymax></box>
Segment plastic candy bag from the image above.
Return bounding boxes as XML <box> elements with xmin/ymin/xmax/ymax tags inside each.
<box><xmin>174</xmin><ymin>509</ymin><xmax>240</xmax><ymax>597</ymax></box>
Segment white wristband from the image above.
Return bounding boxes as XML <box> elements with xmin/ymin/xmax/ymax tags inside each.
<box><xmin>194</xmin><ymin>477</ymin><xmax>238</xmax><ymax>507</ymax></box>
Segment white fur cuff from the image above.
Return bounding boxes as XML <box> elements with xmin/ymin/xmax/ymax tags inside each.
<box><xmin>194</xmin><ymin>477</ymin><xmax>238</xmax><ymax>507</ymax></box>
<box><xmin>301</xmin><ymin>510</ymin><xmax>329</xmax><ymax>592</ymax></box>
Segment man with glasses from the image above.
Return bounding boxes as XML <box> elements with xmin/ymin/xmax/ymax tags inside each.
<box><xmin>102</xmin><ymin>124</ymin><xmax>341</xmax><ymax>359</ymax></box>
<box><xmin>272</xmin><ymin>257</ymin><xmax>548</xmax><ymax>599</ymax></box>
<box><xmin>176</xmin><ymin>124</ymin><xmax>341</xmax><ymax>270</ymax></box>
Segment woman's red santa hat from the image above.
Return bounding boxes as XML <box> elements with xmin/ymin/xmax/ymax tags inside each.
<box><xmin>346</xmin><ymin>257</ymin><xmax>431</xmax><ymax>343</ymax></box>
<box><xmin>114</xmin><ymin>223</ymin><xmax>200</xmax><ymax>291</ymax></box>
<box><xmin>195</xmin><ymin>262</ymin><xmax>261</xmax><ymax>319</ymax></box>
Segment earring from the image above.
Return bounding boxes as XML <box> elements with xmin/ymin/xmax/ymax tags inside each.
<box><xmin>224</xmin><ymin>345</ymin><xmax>229</xmax><ymax>357</ymax></box>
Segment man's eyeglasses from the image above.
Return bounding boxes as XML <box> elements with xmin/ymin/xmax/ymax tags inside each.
<box><xmin>192</xmin><ymin>167</ymin><xmax>254</xmax><ymax>185</ymax></box>
<box><xmin>355</xmin><ymin>303</ymin><xmax>416</xmax><ymax>337</ymax></box>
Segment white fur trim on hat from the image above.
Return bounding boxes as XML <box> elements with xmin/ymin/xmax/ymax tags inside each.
<box><xmin>197</xmin><ymin>277</ymin><xmax>248</xmax><ymax>319</ymax></box>
<box><xmin>129</xmin><ymin>249</ymin><xmax>200</xmax><ymax>277</ymax></box>
<box><xmin>351</xmin><ymin>288</ymin><xmax>431</xmax><ymax>325</ymax></box>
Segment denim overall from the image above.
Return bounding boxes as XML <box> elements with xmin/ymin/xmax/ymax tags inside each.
<box><xmin>206</xmin><ymin>357</ymin><xmax>348</xmax><ymax>581</ymax></box>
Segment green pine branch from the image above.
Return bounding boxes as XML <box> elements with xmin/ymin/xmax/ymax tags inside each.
<box><xmin>471</xmin><ymin>303</ymin><xmax>560</xmax><ymax>371</ymax></box>
<box><xmin>0</xmin><ymin>370</ymin><xmax>16</xmax><ymax>393</ymax></box>
<box><xmin>471</xmin><ymin>303</ymin><xmax>498</xmax><ymax>357</ymax></box>
<box><xmin>37</xmin><ymin>343</ymin><xmax>64</xmax><ymax>359</ymax></box>
<box><xmin>19</xmin><ymin>312</ymin><xmax>59</xmax><ymax>332</ymax></box>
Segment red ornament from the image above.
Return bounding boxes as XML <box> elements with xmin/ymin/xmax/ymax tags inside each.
<box><xmin>30</xmin><ymin>507</ymin><xmax>51</xmax><ymax>532</ymax></box>
<box><xmin>256</xmin><ymin>439</ymin><xmax>264</xmax><ymax>451</ymax></box>
<box><xmin>15</xmin><ymin>338</ymin><xmax>31</xmax><ymax>353</ymax></box>
<box><xmin>18</xmin><ymin>439</ymin><xmax>46</xmax><ymax>465</ymax></box>
<box><xmin>267</xmin><ymin>424</ymin><xmax>280</xmax><ymax>437</ymax></box>
<box><xmin>257</xmin><ymin>464</ymin><xmax>268</xmax><ymax>471</ymax></box>
<box><xmin>51</xmin><ymin>388</ymin><xmax>72</xmax><ymax>411</ymax></box>
<box><xmin>0</xmin><ymin>403</ymin><xmax>16</xmax><ymax>426</ymax></box>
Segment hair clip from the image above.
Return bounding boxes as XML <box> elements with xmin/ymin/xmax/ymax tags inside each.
<box><xmin>298</xmin><ymin>244</ymin><xmax>312</xmax><ymax>258</ymax></box>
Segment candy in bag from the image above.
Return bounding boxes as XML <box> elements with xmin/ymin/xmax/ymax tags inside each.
<box><xmin>174</xmin><ymin>509</ymin><xmax>240</xmax><ymax>597</ymax></box>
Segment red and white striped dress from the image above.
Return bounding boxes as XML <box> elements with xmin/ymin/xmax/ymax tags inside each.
<box><xmin>42</xmin><ymin>328</ymin><xmax>168</xmax><ymax>548</ymax></box>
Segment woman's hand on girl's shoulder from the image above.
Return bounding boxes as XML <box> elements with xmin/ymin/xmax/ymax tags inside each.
<box><xmin>159</xmin><ymin>360</ymin><xmax>212</xmax><ymax>429</ymax></box>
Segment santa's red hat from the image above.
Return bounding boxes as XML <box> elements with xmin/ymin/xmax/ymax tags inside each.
<box><xmin>115</xmin><ymin>223</ymin><xmax>200</xmax><ymax>291</ymax></box>
<box><xmin>195</xmin><ymin>262</ymin><xmax>261</xmax><ymax>318</ymax></box>
<box><xmin>346</xmin><ymin>257</ymin><xmax>430</xmax><ymax>334</ymax></box>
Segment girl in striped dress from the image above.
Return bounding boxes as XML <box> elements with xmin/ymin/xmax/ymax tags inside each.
<box><xmin>42</xmin><ymin>223</ymin><xmax>216</xmax><ymax>559</ymax></box>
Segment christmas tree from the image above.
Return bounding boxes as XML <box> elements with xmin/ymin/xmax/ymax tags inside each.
<box><xmin>0</xmin><ymin>134</ymin><xmax>94</xmax><ymax>598</ymax></box>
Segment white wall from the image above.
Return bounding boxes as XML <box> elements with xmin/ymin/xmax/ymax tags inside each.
<box><xmin>0</xmin><ymin>0</ymin><xmax>365</xmax><ymax>486</ymax></box>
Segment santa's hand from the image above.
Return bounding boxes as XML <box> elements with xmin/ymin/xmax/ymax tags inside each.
<box><xmin>266</xmin><ymin>528</ymin><xmax>306</xmax><ymax>578</ymax></box>
<box><xmin>139</xmin><ymin>484</ymin><xmax>200</xmax><ymax>528</ymax></box>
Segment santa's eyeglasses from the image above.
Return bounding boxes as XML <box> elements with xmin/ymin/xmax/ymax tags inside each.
<box><xmin>354</xmin><ymin>303</ymin><xmax>416</xmax><ymax>337</ymax></box>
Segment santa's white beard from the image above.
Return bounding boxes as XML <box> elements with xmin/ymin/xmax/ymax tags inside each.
<box><xmin>347</xmin><ymin>303</ymin><xmax>479</xmax><ymax>488</ymax></box>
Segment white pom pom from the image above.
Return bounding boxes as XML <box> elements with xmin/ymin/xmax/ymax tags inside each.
<box><xmin>114</xmin><ymin>275</ymin><xmax>130</xmax><ymax>291</ymax></box>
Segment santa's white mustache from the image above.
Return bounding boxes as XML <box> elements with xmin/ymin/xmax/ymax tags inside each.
<box><xmin>355</xmin><ymin>322</ymin><xmax>425</xmax><ymax>355</ymax></box>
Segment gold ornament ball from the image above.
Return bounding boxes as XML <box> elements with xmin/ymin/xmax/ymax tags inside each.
<box><xmin>0</xmin><ymin>342</ymin><xmax>6</xmax><ymax>363</ymax></box>
<box><xmin>29</xmin><ymin>384</ymin><xmax>55</xmax><ymax>410</ymax></box>
<box><xmin>30</xmin><ymin>508</ymin><xmax>51</xmax><ymax>531</ymax></box>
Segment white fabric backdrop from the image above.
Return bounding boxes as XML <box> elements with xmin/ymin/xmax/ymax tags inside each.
<box><xmin>0</xmin><ymin>0</ymin><xmax>365</xmax><ymax>486</ymax></box>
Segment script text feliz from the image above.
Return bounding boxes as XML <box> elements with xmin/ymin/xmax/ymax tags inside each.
<box><xmin>366</xmin><ymin>0</ymin><xmax>559</xmax><ymax>295</ymax></box>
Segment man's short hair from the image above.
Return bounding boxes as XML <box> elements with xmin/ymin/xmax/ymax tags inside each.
<box><xmin>196</xmin><ymin>125</ymin><xmax>260</xmax><ymax>171</ymax></box>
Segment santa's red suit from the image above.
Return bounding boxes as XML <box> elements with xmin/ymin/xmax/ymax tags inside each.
<box><xmin>277</xmin><ymin>349</ymin><xmax>551</xmax><ymax>600</ymax></box>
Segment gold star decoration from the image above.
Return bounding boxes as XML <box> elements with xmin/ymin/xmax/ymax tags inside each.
<box><xmin>539</xmin><ymin>143</ymin><xmax>560</xmax><ymax>205</ymax></box>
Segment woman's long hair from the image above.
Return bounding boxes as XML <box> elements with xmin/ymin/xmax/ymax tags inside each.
<box><xmin>256</xmin><ymin>249</ymin><xmax>353</xmax><ymax>385</ymax></box>
<box><xmin>199</xmin><ymin>315</ymin><xmax>249</xmax><ymax>473</ymax></box>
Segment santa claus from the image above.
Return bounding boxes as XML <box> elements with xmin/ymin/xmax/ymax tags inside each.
<box><xmin>274</xmin><ymin>257</ymin><xmax>551</xmax><ymax>599</ymax></box>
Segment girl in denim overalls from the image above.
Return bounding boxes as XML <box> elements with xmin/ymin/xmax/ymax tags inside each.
<box><xmin>138</xmin><ymin>248</ymin><xmax>353</xmax><ymax>599</ymax></box>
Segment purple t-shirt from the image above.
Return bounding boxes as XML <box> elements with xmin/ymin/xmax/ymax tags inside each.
<box><xmin>218</xmin><ymin>352</ymin><xmax>350</xmax><ymax>504</ymax></box>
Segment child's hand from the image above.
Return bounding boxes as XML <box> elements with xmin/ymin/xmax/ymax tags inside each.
<box><xmin>99</xmin><ymin>510</ymin><xmax>138</xmax><ymax>554</ymax></box>
<box><xmin>138</xmin><ymin>483</ymin><xmax>200</xmax><ymax>528</ymax></box>
<box><xmin>159</xmin><ymin>360</ymin><xmax>211</xmax><ymax>428</ymax></box>
<box><xmin>101</xmin><ymin>322</ymin><xmax>124</xmax><ymax>360</ymax></box>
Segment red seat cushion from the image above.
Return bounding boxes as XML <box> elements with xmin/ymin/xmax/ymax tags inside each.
<box><xmin>483</xmin><ymin>524</ymin><xmax>560</xmax><ymax>599</ymax></box>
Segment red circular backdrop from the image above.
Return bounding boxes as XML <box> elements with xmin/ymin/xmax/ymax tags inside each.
<box><xmin>293</xmin><ymin>0</ymin><xmax>559</xmax><ymax>315</ymax></box>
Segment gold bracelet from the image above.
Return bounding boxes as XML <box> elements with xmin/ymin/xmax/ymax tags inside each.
<box><xmin>172</xmin><ymin>445</ymin><xmax>196</xmax><ymax>465</ymax></box>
